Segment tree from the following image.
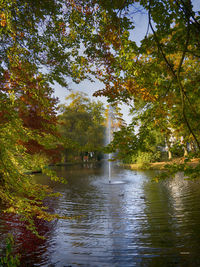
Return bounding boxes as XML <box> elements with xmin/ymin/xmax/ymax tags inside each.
<box><xmin>58</xmin><ymin>92</ymin><xmax>105</xmax><ymax>161</ymax></box>
<box><xmin>0</xmin><ymin>0</ymin><xmax>101</xmax><ymax>235</ymax></box>
<box><xmin>92</xmin><ymin>0</ymin><xmax>200</xmax><ymax>155</ymax></box>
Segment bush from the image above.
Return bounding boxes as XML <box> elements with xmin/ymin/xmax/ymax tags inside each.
<box><xmin>136</xmin><ymin>152</ymin><xmax>152</xmax><ymax>169</ymax></box>
<box><xmin>122</xmin><ymin>150</ymin><xmax>162</xmax><ymax>165</ymax></box>
<box><xmin>136</xmin><ymin>151</ymin><xmax>161</xmax><ymax>169</ymax></box>
<box><xmin>122</xmin><ymin>153</ymin><xmax>138</xmax><ymax>164</ymax></box>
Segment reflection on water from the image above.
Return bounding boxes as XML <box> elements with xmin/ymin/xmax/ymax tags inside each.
<box><xmin>1</xmin><ymin>163</ymin><xmax>200</xmax><ymax>266</ymax></box>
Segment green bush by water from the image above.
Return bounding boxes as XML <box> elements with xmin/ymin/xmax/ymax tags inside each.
<box><xmin>123</xmin><ymin>151</ymin><xmax>161</xmax><ymax>167</ymax></box>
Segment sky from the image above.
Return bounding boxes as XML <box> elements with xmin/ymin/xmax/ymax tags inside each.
<box><xmin>53</xmin><ymin>0</ymin><xmax>199</xmax><ymax>124</ymax></box>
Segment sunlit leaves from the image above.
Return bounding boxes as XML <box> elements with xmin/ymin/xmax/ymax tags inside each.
<box><xmin>0</xmin><ymin>12</ymin><xmax>6</xmax><ymax>27</ymax></box>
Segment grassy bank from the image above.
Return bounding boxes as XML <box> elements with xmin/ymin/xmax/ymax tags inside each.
<box><xmin>123</xmin><ymin>158</ymin><xmax>200</xmax><ymax>170</ymax></box>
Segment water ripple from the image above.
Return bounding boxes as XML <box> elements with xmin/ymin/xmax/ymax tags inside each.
<box><xmin>1</xmin><ymin>165</ymin><xmax>200</xmax><ymax>266</ymax></box>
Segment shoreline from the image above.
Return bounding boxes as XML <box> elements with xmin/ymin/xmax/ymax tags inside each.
<box><xmin>26</xmin><ymin>161</ymin><xmax>101</xmax><ymax>174</ymax></box>
<box><xmin>123</xmin><ymin>158</ymin><xmax>200</xmax><ymax>170</ymax></box>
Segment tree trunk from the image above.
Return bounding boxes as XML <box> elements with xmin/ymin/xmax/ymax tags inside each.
<box><xmin>183</xmin><ymin>146</ymin><xmax>188</xmax><ymax>157</ymax></box>
<box><xmin>168</xmin><ymin>150</ymin><xmax>172</xmax><ymax>160</ymax></box>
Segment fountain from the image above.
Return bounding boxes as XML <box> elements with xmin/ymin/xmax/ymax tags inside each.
<box><xmin>108</xmin><ymin>104</ymin><xmax>112</xmax><ymax>184</ymax></box>
<box><xmin>106</xmin><ymin>104</ymin><xmax>126</xmax><ymax>185</ymax></box>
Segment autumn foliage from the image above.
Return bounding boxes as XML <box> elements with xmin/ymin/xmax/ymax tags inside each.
<box><xmin>0</xmin><ymin>0</ymin><xmax>200</xmax><ymax>240</ymax></box>
<box><xmin>1</xmin><ymin>59</ymin><xmax>61</xmax><ymax>162</ymax></box>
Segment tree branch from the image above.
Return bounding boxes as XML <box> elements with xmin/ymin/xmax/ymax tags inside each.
<box><xmin>148</xmin><ymin>1</ymin><xmax>177</xmax><ymax>79</ymax></box>
<box><xmin>176</xmin><ymin>20</ymin><xmax>200</xmax><ymax>149</ymax></box>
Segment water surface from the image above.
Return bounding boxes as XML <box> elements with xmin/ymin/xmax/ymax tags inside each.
<box><xmin>1</xmin><ymin>163</ymin><xmax>200</xmax><ymax>266</ymax></box>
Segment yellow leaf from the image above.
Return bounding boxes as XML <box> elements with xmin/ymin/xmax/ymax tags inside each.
<box><xmin>0</xmin><ymin>13</ymin><xmax>6</xmax><ymax>27</ymax></box>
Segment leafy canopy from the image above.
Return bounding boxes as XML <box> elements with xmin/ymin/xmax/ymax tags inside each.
<box><xmin>58</xmin><ymin>91</ymin><xmax>105</xmax><ymax>160</ymax></box>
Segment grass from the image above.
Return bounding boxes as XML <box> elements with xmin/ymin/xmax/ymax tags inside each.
<box><xmin>123</xmin><ymin>158</ymin><xmax>200</xmax><ymax>170</ymax></box>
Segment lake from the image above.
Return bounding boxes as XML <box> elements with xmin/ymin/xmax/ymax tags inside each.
<box><xmin>1</xmin><ymin>163</ymin><xmax>200</xmax><ymax>266</ymax></box>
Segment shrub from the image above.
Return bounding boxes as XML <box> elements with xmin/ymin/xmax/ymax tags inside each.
<box><xmin>136</xmin><ymin>151</ymin><xmax>161</xmax><ymax>169</ymax></box>
<box><xmin>136</xmin><ymin>152</ymin><xmax>152</xmax><ymax>169</ymax></box>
